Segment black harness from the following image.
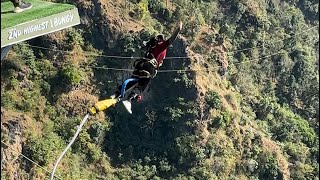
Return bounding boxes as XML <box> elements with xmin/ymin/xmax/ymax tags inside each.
<box><xmin>131</xmin><ymin>37</ymin><xmax>162</xmax><ymax>79</ymax></box>
<box><xmin>132</xmin><ymin>58</ymin><xmax>158</xmax><ymax>79</ymax></box>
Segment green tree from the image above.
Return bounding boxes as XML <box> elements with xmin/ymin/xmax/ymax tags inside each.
<box><xmin>205</xmin><ymin>91</ymin><xmax>222</xmax><ymax>109</ymax></box>
<box><xmin>257</xmin><ymin>152</ymin><xmax>280</xmax><ymax>179</ymax></box>
<box><xmin>60</xmin><ymin>65</ymin><xmax>83</xmax><ymax>86</ymax></box>
<box><xmin>25</xmin><ymin>132</ymin><xmax>65</xmax><ymax>166</ymax></box>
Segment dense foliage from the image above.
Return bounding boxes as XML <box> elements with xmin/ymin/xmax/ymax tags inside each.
<box><xmin>1</xmin><ymin>0</ymin><xmax>318</xmax><ymax>179</ymax></box>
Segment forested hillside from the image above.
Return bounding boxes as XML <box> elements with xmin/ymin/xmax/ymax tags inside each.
<box><xmin>1</xmin><ymin>0</ymin><xmax>319</xmax><ymax>179</ymax></box>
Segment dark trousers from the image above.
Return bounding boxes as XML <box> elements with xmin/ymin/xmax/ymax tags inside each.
<box><xmin>114</xmin><ymin>58</ymin><xmax>156</xmax><ymax>99</ymax></box>
<box><xmin>10</xmin><ymin>0</ymin><xmax>20</xmax><ymax>7</ymax></box>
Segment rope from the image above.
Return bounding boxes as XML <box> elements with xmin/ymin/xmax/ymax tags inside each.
<box><xmin>7</xmin><ymin>46</ymin><xmax>293</xmax><ymax>73</ymax></box>
<box><xmin>50</xmin><ymin>82</ymin><xmax>140</xmax><ymax>179</ymax></box>
<box><xmin>24</xmin><ymin>25</ymin><xmax>318</xmax><ymax>60</ymax></box>
<box><xmin>1</xmin><ymin>141</ymin><xmax>62</xmax><ymax>180</ymax></box>
<box><xmin>50</xmin><ymin>113</ymin><xmax>90</xmax><ymax>180</ymax></box>
<box><xmin>88</xmin><ymin>50</ymin><xmax>292</xmax><ymax>72</ymax></box>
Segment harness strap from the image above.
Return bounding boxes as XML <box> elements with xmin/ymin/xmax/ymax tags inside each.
<box><xmin>148</xmin><ymin>58</ymin><xmax>158</xmax><ymax>68</ymax></box>
<box><xmin>134</xmin><ymin>58</ymin><xmax>158</xmax><ymax>68</ymax></box>
<box><xmin>121</xmin><ymin>78</ymin><xmax>139</xmax><ymax>98</ymax></box>
<box><xmin>132</xmin><ymin>70</ymin><xmax>152</xmax><ymax>78</ymax></box>
<box><xmin>132</xmin><ymin>58</ymin><xmax>158</xmax><ymax>78</ymax></box>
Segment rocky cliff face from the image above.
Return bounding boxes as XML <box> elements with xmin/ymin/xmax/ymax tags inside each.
<box><xmin>69</xmin><ymin>0</ymin><xmax>144</xmax><ymax>49</ymax></box>
<box><xmin>1</xmin><ymin>108</ymin><xmax>40</xmax><ymax>179</ymax></box>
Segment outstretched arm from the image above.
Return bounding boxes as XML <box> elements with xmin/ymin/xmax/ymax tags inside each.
<box><xmin>155</xmin><ymin>21</ymin><xmax>183</xmax><ymax>53</ymax></box>
<box><xmin>168</xmin><ymin>21</ymin><xmax>183</xmax><ymax>45</ymax></box>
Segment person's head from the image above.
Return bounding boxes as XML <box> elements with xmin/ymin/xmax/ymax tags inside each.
<box><xmin>155</xmin><ymin>34</ymin><xmax>165</xmax><ymax>43</ymax></box>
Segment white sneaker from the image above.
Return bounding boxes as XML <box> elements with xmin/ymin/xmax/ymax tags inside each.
<box><xmin>14</xmin><ymin>2</ymin><xmax>32</xmax><ymax>13</ymax></box>
<box><xmin>122</xmin><ymin>100</ymin><xmax>132</xmax><ymax>114</ymax></box>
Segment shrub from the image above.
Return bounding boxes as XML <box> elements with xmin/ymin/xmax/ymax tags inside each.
<box><xmin>88</xmin><ymin>121</ymin><xmax>109</xmax><ymax>145</ymax></box>
<box><xmin>60</xmin><ymin>65</ymin><xmax>83</xmax><ymax>86</ymax></box>
<box><xmin>197</xmin><ymin>13</ymin><xmax>206</xmax><ymax>26</ymax></box>
<box><xmin>147</xmin><ymin>0</ymin><xmax>164</xmax><ymax>13</ymax></box>
<box><xmin>205</xmin><ymin>91</ymin><xmax>222</xmax><ymax>109</ymax></box>
<box><xmin>172</xmin><ymin>5</ymin><xmax>185</xmax><ymax>22</ymax></box>
<box><xmin>291</xmin><ymin>162</ymin><xmax>315</xmax><ymax>180</ymax></box>
<box><xmin>134</xmin><ymin>0</ymin><xmax>149</xmax><ymax>20</ymax></box>
<box><xmin>166</xmin><ymin>107</ymin><xmax>184</xmax><ymax>121</ymax></box>
<box><xmin>86</xmin><ymin>142</ymin><xmax>102</xmax><ymax>163</ymax></box>
<box><xmin>13</xmin><ymin>43</ymin><xmax>35</xmax><ymax>62</ymax></box>
<box><xmin>210</xmin><ymin>111</ymin><xmax>232</xmax><ymax>129</ymax></box>
<box><xmin>1</xmin><ymin>91</ymin><xmax>16</xmax><ymax>109</ymax></box>
<box><xmin>25</xmin><ymin>132</ymin><xmax>65</xmax><ymax>166</ymax></box>
<box><xmin>284</xmin><ymin>142</ymin><xmax>309</xmax><ymax>162</ymax></box>
<box><xmin>273</xmin><ymin>106</ymin><xmax>316</xmax><ymax>147</ymax></box>
<box><xmin>158</xmin><ymin>7</ymin><xmax>172</xmax><ymax>22</ymax></box>
<box><xmin>118</xmin><ymin>33</ymin><xmax>137</xmax><ymax>55</ymax></box>
<box><xmin>181</xmin><ymin>73</ymin><xmax>194</xmax><ymax>88</ymax></box>
<box><xmin>154</xmin><ymin>21</ymin><xmax>164</xmax><ymax>34</ymax></box>
<box><xmin>66</xmin><ymin>28</ymin><xmax>84</xmax><ymax>48</ymax></box>
<box><xmin>257</xmin><ymin>151</ymin><xmax>279</xmax><ymax>179</ymax></box>
<box><xmin>159</xmin><ymin>159</ymin><xmax>172</xmax><ymax>172</ymax></box>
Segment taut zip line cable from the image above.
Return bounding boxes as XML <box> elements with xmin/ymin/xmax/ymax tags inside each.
<box><xmin>24</xmin><ymin>25</ymin><xmax>318</xmax><ymax>60</ymax></box>
<box><xmin>9</xmin><ymin>47</ymin><xmax>297</xmax><ymax>73</ymax></box>
<box><xmin>7</xmin><ymin>24</ymin><xmax>318</xmax><ymax>74</ymax></box>
<box><xmin>87</xmin><ymin>50</ymin><xmax>294</xmax><ymax>72</ymax></box>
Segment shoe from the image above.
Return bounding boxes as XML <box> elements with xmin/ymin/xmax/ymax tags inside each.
<box><xmin>122</xmin><ymin>100</ymin><xmax>132</xmax><ymax>114</ymax></box>
<box><xmin>14</xmin><ymin>2</ymin><xmax>32</xmax><ymax>13</ymax></box>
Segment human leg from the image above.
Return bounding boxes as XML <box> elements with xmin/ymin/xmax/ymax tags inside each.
<box><xmin>127</xmin><ymin>78</ymin><xmax>150</xmax><ymax>101</ymax></box>
<box><xmin>112</xmin><ymin>78</ymin><xmax>140</xmax><ymax>99</ymax></box>
<box><xmin>121</xmin><ymin>78</ymin><xmax>150</xmax><ymax>114</ymax></box>
<box><xmin>10</xmin><ymin>0</ymin><xmax>20</xmax><ymax>7</ymax></box>
<box><xmin>10</xmin><ymin>0</ymin><xmax>32</xmax><ymax>13</ymax></box>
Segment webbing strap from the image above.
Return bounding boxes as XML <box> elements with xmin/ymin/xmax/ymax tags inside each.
<box><xmin>121</xmin><ymin>78</ymin><xmax>139</xmax><ymax>98</ymax></box>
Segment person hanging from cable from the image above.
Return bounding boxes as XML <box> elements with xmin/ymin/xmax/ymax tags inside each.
<box><xmin>111</xmin><ymin>21</ymin><xmax>183</xmax><ymax>113</ymax></box>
